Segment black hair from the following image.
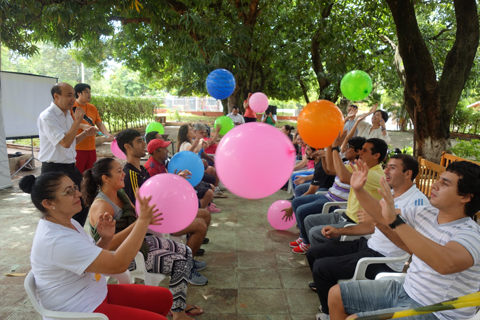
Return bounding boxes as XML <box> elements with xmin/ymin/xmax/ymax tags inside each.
<box><xmin>19</xmin><ymin>173</ymin><xmax>67</xmax><ymax>214</ymax></box>
<box><xmin>375</xmin><ymin>110</ymin><xmax>389</xmax><ymax>123</ymax></box>
<box><xmin>177</xmin><ymin>124</ymin><xmax>191</xmax><ymax>152</ymax></box>
<box><xmin>350</xmin><ymin>104</ymin><xmax>358</xmax><ymax>109</ymax></box>
<box><xmin>116</xmin><ymin>129</ymin><xmax>141</xmax><ymax>154</ymax></box>
<box><xmin>51</xmin><ymin>84</ymin><xmax>62</xmax><ymax>99</ymax></box>
<box><xmin>232</xmin><ymin>106</ymin><xmax>239</xmax><ymax>110</ymax></box>
<box><xmin>390</xmin><ymin>154</ymin><xmax>419</xmax><ymax>182</ymax></box>
<box><xmin>145</xmin><ymin>131</ymin><xmax>159</xmax><ymax>145</ymax></box>
<box><xmin>306</xmin><ymin>145</ymin><xmax>317</xmax><ymax>152</ymax></box>
<box><xmin>445</xmin><ymin>161</ymin><xmax>480</xmax><ymax>218</ymax></box>
<box><xmin>365</xmin><ymin>138</ymin><xmax>388</xmax><ymax>164</ymax></box>
<box><xmin>74</xmin><ymin>83</ymin><xmax>91</xmax><ymax>99</ymax></box>
<box><xmin>284</xmin><ymin>125</ymin><xmax>295</xmax><ymax>134</ymax></box>
<box><xmin>348</xmin><ymin>136</ymin><xmax>366</xmax><ymax>152</ymax></box>
<box><xmin>245</xmin><ymin>90</ymin><xmax>253</xmax><ymax>100</ymax></box>
<box><xmin>81</xmin><ymin>158</ymin><xmax>117</xmax><ymax>207</ymax></box>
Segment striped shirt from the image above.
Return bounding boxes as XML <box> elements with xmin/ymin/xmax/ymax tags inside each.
<box><xmin>367</xmin><ymin>185</ymin><xmax>429</xmax><ymax>271</ymax></box>
<box><xmin>325</xmin><ymin>161</ymin><xmax>351</xmax><ymax>208</ymax></box>
<box><xmin>401</xmin><ymin>206</ymin><xmax>480</xmax><ymax>320</ymax></box>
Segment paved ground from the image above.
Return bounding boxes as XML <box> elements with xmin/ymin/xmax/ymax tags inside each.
<box><xmin>0</xmin><ymin>129</ymin><xmax>442</xmax><ymax>320</ymax></box>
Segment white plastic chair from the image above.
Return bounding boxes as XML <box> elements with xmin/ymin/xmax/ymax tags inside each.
<box><xmin>322</xmin><ymin>202</ymin><xmax>348</xmax><ymax>213</ymax></box>
<box><xmin>24</xmin><ymin>271</ymin><xmax>132</xmax><ymax>320</ymax></box>
<box><xmin>129</xmin><ymin>252</ymin><xmax>167</xmax><ymax>286</ymax></box>
<box><xmin>337</xmin><ymin>252</ymin><xmax>410</xmax><ymax>283</ymax></box>
<box><xmin>339</xmin><ymin>221</ymin><xmax>372</xmax><ymax>242</ymax></box>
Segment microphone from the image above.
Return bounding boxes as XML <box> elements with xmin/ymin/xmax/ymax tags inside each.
<box><xmin>73</xmin><ymin>107</ymin><xmax>94</xmax><ymax>126</ymax></box>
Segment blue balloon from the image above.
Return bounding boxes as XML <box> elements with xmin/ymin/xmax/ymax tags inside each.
<box><xmin>168</xmin><ymin>151</ymin><xmax>205</xmax><ymax>187</ymax></box>
<box><xmin>206</xmin><ymin>69</ymin><xmax>236</xmax><ymax>100</ymax></box>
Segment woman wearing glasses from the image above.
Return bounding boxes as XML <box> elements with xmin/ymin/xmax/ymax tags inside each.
<box><xmin>20</xmin><ymin>172</ymin><xmax>192</xmax><ymax>319</ymax></box>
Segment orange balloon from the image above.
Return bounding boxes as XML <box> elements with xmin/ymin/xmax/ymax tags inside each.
<box><xmin>297</xmin><ymin>100</ymin><xmax>345</xmax><ymax>149</ymax></box>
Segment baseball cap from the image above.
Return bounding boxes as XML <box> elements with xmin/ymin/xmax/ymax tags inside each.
<box><xmin>147</xmin><ymin>139</ymin><xmax>171</xmax><ymax>154</ymax></box>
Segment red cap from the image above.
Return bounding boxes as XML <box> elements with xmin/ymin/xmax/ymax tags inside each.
<box><xmin>147</xmin><ymin>139</ymin><xmax>171</xmax><ymax>154</ymax></box>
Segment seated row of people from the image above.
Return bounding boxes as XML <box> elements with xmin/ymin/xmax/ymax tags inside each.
<box><xmin>285</xmin><ymin>130</ymin><xmax>480</xmax><ymax>320</ymax></box>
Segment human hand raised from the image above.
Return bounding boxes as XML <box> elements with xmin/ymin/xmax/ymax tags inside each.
<box><xmin>135</xmin><ymin>190</ymin><xmax>162</xmax><ymax>225</ymax></box>
<box><xmin>96</xmin><ymin>212</ymin><xmax>116</xmax><ymax>240</ymax></box>
<box><xmin>322</xmin><ymin>226</ymin><xmax>341</xmax><ymax>239</ymax></box>
<box><xmin>349</xmin><ymin>159</ymin><xmax>369</xmax><ymax>191</ymax></box>
<box><xmin>73</xmin><ymin>107</ymin><xmax>86</xmax><ymax>122</ymax></box>
<box><xmin>332</xmin><ymin>130</ymin><xmax>348</xmax><ymax>148</ymax></box>
<box><xmin>281</xmin><ymin>206</ymin><xmax>294</xmax><ymax>222</ymax></box>
<box><xmin>378</xmin><ymin>177</ymin><xmax>397</xmax><ymax>224</ymax></box>
<box><xmin>85</xmin><ymin>126</ymin><xmax>97</xmax><ymax>137</ymax></box>
<box><xmin>368</xmin><ymin>103</ymin><xmax>379</xmax><ymax>114</ymax></box>
<box><xmin>346</xmin><ymin>108</ymin><xmax>358</xmax><ymax>120</ymax></box>
<box><xmin>215</xmin><ymin>123</ymin><xmax>222</xmax><ymax>133</ymax></box>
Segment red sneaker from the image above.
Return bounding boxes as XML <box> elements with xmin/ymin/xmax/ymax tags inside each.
<box><xmin>292</xmin><ymin>243</ymin><xmax>310</xmax><ymax>254</ymax></box>
<box><xmin>289</xmin><ymin>238</ymin><xmax>303</xmax><ymax>248</ymax></box>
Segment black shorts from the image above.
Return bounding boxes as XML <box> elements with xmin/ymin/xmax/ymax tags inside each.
<box><xmin>194</xmin><ymin>181</ymin><xmax>211</xmax><ymax>199</ymax></box>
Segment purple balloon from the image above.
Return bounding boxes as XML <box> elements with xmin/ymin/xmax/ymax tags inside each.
<box><xmin>111</xmin><ymin>139</ymin><xmax>126</xmax><ymax>160</ymax></box>
<box><xmin>267</xmin><ymin>200</ymin><xmax>296</xmax><ymax>230</ymax></box>
<box><xmin>136</xmin><ymin>173</ymin><xmax>198</xmax><ymax>234</ymax></box>
<box><xmin>215</xmin><ymin>123</ymin><xmax>296</xmax><ymax>199</ymax></box>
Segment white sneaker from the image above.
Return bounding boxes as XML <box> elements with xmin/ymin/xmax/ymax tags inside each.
<box><xmin>316</xmin><ymin>313</ymin><xmax>330</xmax><ymax>320</ymax></box>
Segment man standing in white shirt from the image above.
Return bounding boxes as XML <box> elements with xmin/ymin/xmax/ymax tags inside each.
<box><xmin>226</xmin><ymin>106</ymin><xmax>245</xmax><ymax>126</ymax></box>
<box><xmin>307</xmin><ymin>154</ymin><xmax>429</xmax><ymax>319</ymax></box>
<box><xmin>37</xmin><ymin>82</ymin><xmax>96</xmax><ymax>226</ymax></box>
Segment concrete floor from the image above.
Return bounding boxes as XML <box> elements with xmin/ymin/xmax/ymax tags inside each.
<box><xmin>0</xmin><ymin>129</ymin><xmax>441</xmax><ymax>320</ymax></box>
<box><xmin>0</xmin><ymin>175</ymin><xmax>318</xmax><ymax>320</ymax></box>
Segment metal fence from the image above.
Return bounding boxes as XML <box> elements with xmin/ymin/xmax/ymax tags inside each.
<box><xmin>164</xmin><ymin>96</ymin><xmax>222</xmax><ymax>112</ymax></box>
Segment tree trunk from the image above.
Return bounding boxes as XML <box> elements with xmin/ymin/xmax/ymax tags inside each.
<box><xmin>385</xmin><ymin>0</ymin><xmax>478</xmax><ymax>163</ymax></box>
<box><xmin>298</xmin><ymin>75</ymin><xmax>310</xmax><ymax>104</ymax></box>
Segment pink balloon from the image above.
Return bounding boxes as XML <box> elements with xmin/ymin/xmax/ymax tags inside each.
<box><xmin>136</xmin><ymin>173</ymin><xmax>198</xmax><ymax>234</ymax></box>
<box><xmin>215</xmin><ymin>123</ymin><xmax>296</xmax><ymax>199</ymax></box>
<box><xmin>249</xmin><ymin>92</ymin><xmax>269</xmax><ymax>113</ymax></box>
<box><xmin>268</xmin><ymin>200</ymin><xmax>296</xmax><ymax>230</ymax></box>
<box><xmin>111</xmin><ymin>139</ymin><xmax>126</xmax><ymax>160</ymax></box>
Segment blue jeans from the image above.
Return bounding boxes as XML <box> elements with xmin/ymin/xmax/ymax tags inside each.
<box><xmin>294</xmin><ymin>182</ymin><xmax>311</xmax><ymax>197</ymax></box>
<box><xmin>291</xmin><ymin>194</ymin><xmax>336</xmax><ymax>245</ymax></box>
<box><xmin>340</xmin><ymin>279</ymin><xmax>438</xmax><ymax>320</ymax></box>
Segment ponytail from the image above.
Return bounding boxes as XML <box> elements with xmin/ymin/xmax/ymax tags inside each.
<box><xmin>81</xmin><ymin>158</ymin><xmax>116</xmax><ymax>207</ymax></box>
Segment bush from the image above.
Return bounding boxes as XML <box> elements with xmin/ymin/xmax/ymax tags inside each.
<box><xmin>449</xmin><ymin>139</ymin><xmax>480</xmax><ymax>162</ymax></box>
<box><xmin>91</xmin><ymin>95</ymin><xmax>162</xmax><ymax>133</ymax></box>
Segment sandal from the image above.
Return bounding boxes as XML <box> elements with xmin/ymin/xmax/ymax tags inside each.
<box><xmin>168</xmin><ymin>305</ymin><xmax>204</xmax><ymax>317</ymax></box>
<box><xmin>185</xmin><ymin>305</ymin><xmax>203</xmax><ymax>316</ymax></box>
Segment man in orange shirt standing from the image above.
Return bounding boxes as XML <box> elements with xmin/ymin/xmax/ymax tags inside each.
<box><xmin>72</xmin><ymin>83</ymin><xmax>114</xmax><ymax>173</ymax></box>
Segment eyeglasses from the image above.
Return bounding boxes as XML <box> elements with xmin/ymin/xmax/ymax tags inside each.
<box><xmin>59</xmin><ymin>185</ymin><xmax>79</xmax><ymax>197</ymax></box>
<box><xmin>346</xmin><ymin>144</ymin><xmax>355</xmax><ymax>149</ymax></box>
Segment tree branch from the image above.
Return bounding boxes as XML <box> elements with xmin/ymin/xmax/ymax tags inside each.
<box><xmin>428</xmin><ymin>23</ymin><xmax>453</xmax><ymax>41</ymax></box>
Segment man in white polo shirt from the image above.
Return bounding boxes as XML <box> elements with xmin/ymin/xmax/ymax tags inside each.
<box><xmin>37</xmin><ymin>82</ymin><xmax>96</xmax><ymax>226</ymax></box>
<box><xmin>307</xmin><ymin>154</ymin><xmax>429</xmax><ymax>319</ymax></box>
<box><xmin>329</xmin><ymin>160</ymin><xmax>480</xmax><ymax>320</ymax></box>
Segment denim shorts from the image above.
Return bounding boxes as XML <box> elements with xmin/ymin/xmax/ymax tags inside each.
<box><xmin>340</xmin><ymin>280</ymin><xmax>438</xmax><ymax>320</ymax></box>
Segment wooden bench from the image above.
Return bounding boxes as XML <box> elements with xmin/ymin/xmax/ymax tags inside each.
<box><xmin>416</xmin><ymin>156</ymin><xmax>446</xmax><ymax>198</ymax></box>
<box><xmin>440</xmin><ymin>151</ymin><xmax>480</xmax><ymax>167</ymax></box>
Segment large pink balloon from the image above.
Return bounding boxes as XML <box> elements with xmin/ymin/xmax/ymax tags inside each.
<box><xmin>136</xmin><ymin>173</ymin><xmax>198</xmax><ymax>234</ymax></box>
<box><xmin>268</xmin><ymin>200</ymin><xmax>296</xmax><ymax>230</ymax></box>
<box><xmin>111</xmin><ymin>139</ymin><xmax>126</xmax><ymax>160</ymax></box>
<box><xmin>249</xmin><ymin>92</ymin><xmax>269</xmax><ymax>113</ymax></box>
<box><xmin>215</xmin><ymin>123</ymin><xmax>296</xmax><ymax>199</ymax></box>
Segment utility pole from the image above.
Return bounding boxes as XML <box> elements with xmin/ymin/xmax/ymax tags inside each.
<box><xmin>81</xmin><ymin>62</ymin><xmax>84</xmax><ymax>82</ymax></box>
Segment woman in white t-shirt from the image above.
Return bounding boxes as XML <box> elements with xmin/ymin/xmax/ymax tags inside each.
<box><xmin>20</xmin><ymin>173</ymin><xmax>175</xmax><ymax>320</ymax></box>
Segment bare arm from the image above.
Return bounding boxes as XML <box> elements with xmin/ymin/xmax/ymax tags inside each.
<box><xmin>96</xmin><ymin>122</ymin><xmax>114</xmax><ymax>139</ymax></box>
<box><xmin>322</xmin><ymin>223</ymin><xmax>375</xmax><ymax>239</ymax></box>
<box><xmin>341</xmin><ymin>121</ymin><xmax>360</xmax><ymax>153</ymax></box>
<box><xmin>186</xmin><ymin>138</ymin><xmax>202</xmax><ymax>153</ymax></box>
<box><xmin>293</xmin><ymin>154</ymin><xmax>308</xmax><ymax>171</ymax></box>
<box><xmin>331</xmin><ymin>131</ymin><xmax>352</xmax><ymax>184</ymax></box>
<box><xmin>378</xmin><ymin>177</ymin><xmax>473</xmax><ymax>274</ymax></box>
<box><xmin>321</xmin><ymin>152</ymin><xmax>336</xmax><ymax>176</ymax></box>
<box><xmin>85</xmin><ymin>193</ymin><xmax>161</xmax><ymax>275</ymax></box>
<box><xmin>209</xmin><ymin>124</ymin><xmax>222</xmax><ymax>145</ymax></box>
<box><xmin>302</xmin><ymin>183</ymin><xmax>319</xmax><ymax>196</ymax></box>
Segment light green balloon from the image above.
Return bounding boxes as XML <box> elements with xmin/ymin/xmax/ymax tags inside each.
<box><xmin>146</xmin><ymin>122</ymin><xmax>165</xmax><ymax>134</ymax></box>
<box><xmin>214</xmin><ymin>116</ymin><xmax>235</xmax><ymax>135</ymax></box>
<box><xmin>340</xmin><ymin>70</ymin><xmax>373</xmax><ymax>101</ymax></box>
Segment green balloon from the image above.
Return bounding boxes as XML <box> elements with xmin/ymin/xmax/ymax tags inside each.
<box><xmin>340</xmin><ymin>70</ymin><xmax>373</xmax><ymax>101</ymax></box>
<box><xmin>146</xmin><ymin>122</ymin><xmax>165</xmax><ymax>134</ymax></box>
<box><xmin>214</xmin><ymin>116</ymin><xmax>235</xmax><ymax>135</ymax></box>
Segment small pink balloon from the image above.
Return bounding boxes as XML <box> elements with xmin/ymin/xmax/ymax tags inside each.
<box><xmin>268</xmin><ymin>200</ymin><xmax>296</xmax><ymax>230</ymax></box>
<box><xmin>136</xmin><ymin>173</ymin><xmax>198</xmax><ymax>234</ymax></box>
<box><xmin>111</xmin><ymin>139</ymin><xmax>126</xmax><ymax>160</ymax></box>
<box><xmin>215</xmin><ymin>123</ymin><xmax>296</xmax><ymax>199</ymax></box>
<box><xmin>249</xmin><ymin>92</ymin><xmax>269</xmax><ymax>113</ymax></box>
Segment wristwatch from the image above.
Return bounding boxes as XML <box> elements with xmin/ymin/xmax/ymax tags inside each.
<box><xmin>332</xmin><ymin>146</ymin><xmax>341</xmax><ymax>153</ymax></box>
<box><xmin>389</xmin><ymin>214</ymin><xmax>407</xmax><ymax>229</ymax></box>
